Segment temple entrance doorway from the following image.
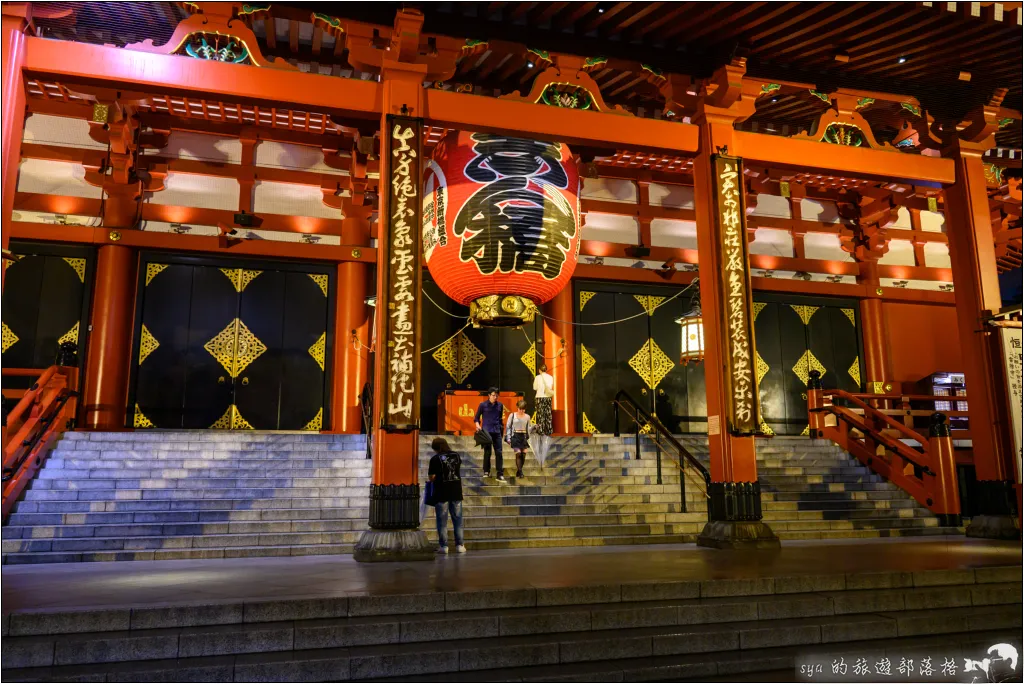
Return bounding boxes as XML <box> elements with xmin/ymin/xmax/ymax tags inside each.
<box><xmin>128</xmin><ymin>253</ymin><xmax>333</xmax><ymax>431</ymax></box>
<box><xmin>573</xmin><ymin>282</ymin><xmax>864</xmax><ymax>436</ymax></box>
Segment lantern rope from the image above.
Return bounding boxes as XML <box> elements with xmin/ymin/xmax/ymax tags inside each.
<box><xmin>423</xmin><ymin>288</ymin><xmax>472</xmax><ymax>319</ymax></box>
<box><xmin>421</xmin><ymin>321</ymin><xmax>472</xmax><ymax>355</ymax></box>
<box><xmin>536</xmin><ymin>280</ymin><xmax>696</xmax><ymax>327</ymax></box>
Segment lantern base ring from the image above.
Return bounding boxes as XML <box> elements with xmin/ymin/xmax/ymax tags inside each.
<box><xmin>469</xmin><ymin>294</ymin><xmax>538</xmax><ymax>328</ymax></box>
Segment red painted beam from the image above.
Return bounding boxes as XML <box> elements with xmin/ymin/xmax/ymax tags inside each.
<box><xmin>735</xmin><ymin>130</ymin><xmax>957</xmax><ymax>185</ymax></box>
<box><xmin>22</xmin><ymin>36</ymin><xmax>380</xmax><ymax>121</ymax></box>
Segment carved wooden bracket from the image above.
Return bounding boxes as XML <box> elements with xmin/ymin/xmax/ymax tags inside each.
<box><xmin>345</xmin><ymin>9</ymin><xmax>460</xmax><ymax>82</ymax></box>
<box><xmin>126</xmin><ymin>3</ymin><xmax>295</xmax><ymax>70</ymax></box>
<box><xmin>837</xmin><ymin>189</ymin><xmax>897</xmax><ymax>262</ymax></box>
<box><xmin>500</xmin><ymin>53</ymin><xmax>631</xmax><ymax>116</ymax></box>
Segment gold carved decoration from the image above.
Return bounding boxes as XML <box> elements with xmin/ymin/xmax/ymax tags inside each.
<box><xmin>580</xmin><ymin>345</ymin><xmax>596</xmax><ymax>379</ymax></box>
<box><xmin>210</xmin><ymin>404</ymin><xmax>254</xmax><ymax>430</ymax></box>
<box><xmin>791</xmin><ymin>305</ymin><xmax>819</xmax><ymax>325</ymax></box>
<box><xmin>841</xmin><ymin>308</ymin><xmax>856</xmax><ymax>327</ymax></box>
<box><xmin>791</xmin><ymin>91</ymin><xmax>895</xmax><ymax>151</ymax></box>
<box><xmin>308</xmin><ymin>332</ymin><xmax>326</xmax><ymax>371</ymax></box>
<box><xmin>139</xmin><ymin>325</ymin><xmax>159</xmax><ymax>364</ymax></box>
<box><xmin>579</xmin><ymin>291</ymin><xmax>596</xmax><ymax>311</ymax></box>
<box><xmin>848</xmin><ymin>357</ymin><xmax>862</xmax><ymax>387</ymax></box>
<box><xmin>204</xmin><ymin>318</ymin><xmax>267</xmax><ymax>378</ymax></box>
<box><xmin>134</xmin><ymin>404</ymin><xmax>154</xmax><ymax>429</ymax></box>
<box><xmin>753</xmin><ymin>302</ymin><xmax>767</xmax><ymax>321</ymax></box>
<box><xmin>582</xmin><ymin>412</ymin><xmax>600</xmax><ymax>434</ymax></box>
<box><xmin>633</xmin><ymin>295</ymin><xmax>666</xmax><ymax>316</ymax></box>
<box><xmin>146</xmin><ymin>263</ymin><xmax>169</xmax><ymax>286</ymax></box>
<box><xmin>792</xmin><ymin>349</ymin><xmax>827</xmax><ymax>386</ymax></box>
<box><xmin>432</xmin><ymin>330</ymin><xmax>485</xmax><ymax>384</ymax></box>
<box><xmin>755</xmin><ymin>352</ymin><xmax>770</xmax><ymax>386</ymax></box>
<box><xmin>520</xmin><ymin>342</ymin><xmax>536</xmax><ymax>376</ymax></box>
<box><xmin>800</xmin><ymin>424</ymin><xmax>810</xmax><ymax>437</ymax></box>
<box><xmin>220</xmin><ymin>268</ymin><xmax>262</xmax><ymax>292</ymax></box>
<box><xmin>302</xmin><ymin>407</ymin><xmax>323</xmax><ymax>432</ymax></box>
<box><xmin>760</xmin><ymin>421</ymin><xmax>775</xmax><ymax>436</ymax></box>
<box><xmin>499</xmin><ymin>54</ymin><xmax>632</xmax><ymax>116</ymax></box>
<box><xmin>63</xmin><ymin>258</ymin><xmax>86</xmax><ymax>283</ymax></box>
<box><xmin>309</xmin><ymin>273</ymin><xmax>329</xmax><ymax>297</ymax></box>
<box><xmin>629</xmin><ymin>339</ymin><xmax>674</xmax><ymax>389</ymax></box>
<box><xmin>2</xmin><ymin>322</ymin><xmax>18</xmax><ymax>353</ymax></box>
<box><xmin>58</xmin><ymin>322</ymin><xmax>80</xmax><ymax>347</ymax></box>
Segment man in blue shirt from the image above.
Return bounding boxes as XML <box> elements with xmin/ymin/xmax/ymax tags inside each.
<box><xmin>474</xmin><ymin>387</ymin><xmax>506</xmax><ymax>482</ymax></box>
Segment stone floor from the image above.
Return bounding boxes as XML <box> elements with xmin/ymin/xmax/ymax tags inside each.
<box><xmin>2</xmin><ymin>536</ymin><xmax>1018</xmax><ymax>614</ymax></box>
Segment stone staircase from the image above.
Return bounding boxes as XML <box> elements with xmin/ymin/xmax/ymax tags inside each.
<box><xmin>1</xmin><ymin>432</ymin><xmax>961</xmax><ymax>563</ymax></box>
<box><xmin>2</xmin><ymin>566</ymin><xmax>1020</xmax><ymax>682</ymax></box>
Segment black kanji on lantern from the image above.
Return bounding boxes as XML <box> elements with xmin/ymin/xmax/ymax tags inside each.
<box><xmin>453</xmin><ymin>134</ymin><xmax>576</xmax><ymax>279</ymax></box>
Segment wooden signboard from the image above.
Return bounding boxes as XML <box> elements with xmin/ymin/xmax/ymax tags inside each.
<box><xmin>712</xmin><ymin>153</ymin><xmax>760</xmax><ymax>435</ymax></box>
<box><xmin>379</xmin><ymin>115</ymin><xmax>423</xmax><ymax>432</ymax></box>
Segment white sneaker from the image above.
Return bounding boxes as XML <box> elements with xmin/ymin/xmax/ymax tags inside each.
<box><xmin>436</xmin><ymin>546</ymin><xmax>448</xmax><ymax>554</ymax></box>
<box><xmin>456</xmin><ymin>545</ymin><xmax>467</xmax><ymax>554</ymax></box>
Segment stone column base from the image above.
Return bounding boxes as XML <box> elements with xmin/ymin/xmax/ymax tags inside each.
<box><xmin>965</xmin><ymin>515</ymin><xmax>1021</xmax><ymax>540</ymax></box>
<box><xmin>697</xmin><ymin>520</ymin><xmax>781</xmax><ymax>550</ymax></box>
<box><xmin>353</xmin><ymin>529</ymin><xmax>435</xmax><ymax>562</ymax></box>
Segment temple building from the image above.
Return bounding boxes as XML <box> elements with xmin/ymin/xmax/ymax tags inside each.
<box><xmin>0</xmin><ymin>2</ymin><xmax>1021</xmax><ymax>681</ymax></box>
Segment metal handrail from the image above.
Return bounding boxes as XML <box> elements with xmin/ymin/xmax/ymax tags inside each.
<box><xmin>612</xmin><ymin>390</ymin><xmax>710</xmax><ymax>514</ymax></box>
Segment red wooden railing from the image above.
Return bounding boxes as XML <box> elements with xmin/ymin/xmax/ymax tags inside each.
<box><xmin>806</xmin><ymin>371</ymin><xmax>961</xmax><ymax>525</ymax></box>
<box><xmin>2</xmin><ymin>365</ymin><xmax>79</xmax><ymax>520</ymax></box>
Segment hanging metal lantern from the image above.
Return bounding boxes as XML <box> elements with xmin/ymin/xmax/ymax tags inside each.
<box><xmin>677</xmin><ymin>280</ymin><xmax>705</xmax><ymax>365</ymax></box>
<box><xmin>422</xmin><ymin>131</ymin><xmax>581</xmax><ymax>327</ymax></box>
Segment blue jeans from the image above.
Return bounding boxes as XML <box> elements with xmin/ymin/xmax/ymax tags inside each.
<box><xmin>435</xmin><ymin>500</ymin><xmax>464</xmax><ymax>548</ymax></box>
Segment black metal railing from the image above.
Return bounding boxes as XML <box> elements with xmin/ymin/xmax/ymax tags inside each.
<box><xmin>611</xmin><ymin>389</ymin><xmax>710</xmax><ymax>514</ymax></box>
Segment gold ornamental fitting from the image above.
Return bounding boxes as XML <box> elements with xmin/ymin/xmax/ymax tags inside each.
<box><xmin>469</xmin><ymin>295</ymin><xmax>538</xmax><ymax>328</ymax></box>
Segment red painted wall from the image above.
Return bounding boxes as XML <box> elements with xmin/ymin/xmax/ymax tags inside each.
<box><xmin>883</xmin><ymin>301</ymin><xmax>963</xmax><ymax>388</ymax></box>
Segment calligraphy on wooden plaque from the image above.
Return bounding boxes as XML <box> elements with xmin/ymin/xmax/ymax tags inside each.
<box><xmin>380</xmin><ymin>115</ymin><xmax>424</xmax><ymax>431</ymax></box>
<box><xmin>713</xmin><ymin>154</ymin><xmax>760</xmax><ymax>435</ymax></box>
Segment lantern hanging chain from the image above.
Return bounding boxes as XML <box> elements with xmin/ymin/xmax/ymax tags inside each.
<box><xmin>520</xmin><ymin>327</ymin><xmax>565</xmax><ymax>361</ymax></box>
<box><xmin>423</xmin><ymin>288</ymin><xmax>471</xmax><ymax>319</ymax></box>
<box><xmin>421</xmin><ymin>321</ymin><xmax>472</xmax><ymax>355</ymax></box>
<box><xmin>536</xmin><ymin>280</ymin><xmax>696</xmax><ymax>327</ymax></box>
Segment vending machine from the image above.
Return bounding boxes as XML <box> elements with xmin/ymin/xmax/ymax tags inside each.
<box><xmin>915</xmin><ymin>372</ymin><xmax>969</xmax><ymax>430</ymax></box>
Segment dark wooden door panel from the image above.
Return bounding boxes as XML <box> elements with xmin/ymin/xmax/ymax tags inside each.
<box><xmin>235</xmin><ymin>270</ymin><xmax>285</xmax><ymax>430</ymax></box>
<box><xmin>753</xmin><ymin>301</ymin><xmax>789</xmax><ymax>436</ymax></box>
<box><xmin>278</xmin><ymin>271</ymin><xmax>329</xmax><ymax>431</ymax></box>
<box><xmin>134</xmin><ymin>263</ymin><xmax>194</xmax><ymax>429</ymax></box>
<box><xmin>613</xmin><ymin>293</ymin><xmax>651</xmax><ymax>429</ymax></box>
<box><xmin>182</xmin><ymin>266</ymin><xmax>238</xmax><ymax>429</ymax></box>
<box><xmin>650</xmin><ymin>293</ymin><xmax>686</xmax><ymax>434</ymax></box>
<box><xmin>2</xmin><ymin>254</ymin><xmax>46</xmax><ymax>370</ymax></box>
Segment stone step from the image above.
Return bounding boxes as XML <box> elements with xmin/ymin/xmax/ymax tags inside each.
<box><xmin>7</xmin><ymin>509</ymin><xmax>369</xmax><ymax>526</ymax></box>
<box><xmin>1</xmin><ymin>578</ymin><xmax>1017</xmax><ymax>678</ymax></box>
<box><xmin>3</xmin><ymin>518</ymin><xmax>364</xmax><ymax>539</ymax></box>
<box><xmin>2</xmin><ymin>529</ymin><xmax>365</xmax><ymax>554</ymax></box>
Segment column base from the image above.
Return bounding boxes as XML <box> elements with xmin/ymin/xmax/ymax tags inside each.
<box><xmin>965</xmin><ymin>515</ymin><xmax>1021</xmax><ymax>540</ymax></box>
<box><xmin>353</xmin><ymin>529</ymin><xmax>435</xmax><ymax>562</ymax></box>
<box><xmin>697</xmin><ymin>520</ymin><xmax>781</xmax><ymax>550</ymax></box>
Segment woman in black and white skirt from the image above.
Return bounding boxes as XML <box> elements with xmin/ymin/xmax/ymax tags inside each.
<box><xmin>505</xmin><ymin>399</ymin><xmax>532</xmax><ymax>479</ymax></box>
<box><xmin>532</xmin><ymin>364</ymin><xmax>554</xmax><ymax>436</ymax></box>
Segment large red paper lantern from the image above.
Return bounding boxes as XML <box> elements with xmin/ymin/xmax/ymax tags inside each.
<box><xmin>422</xmin><ymin>131</ymin><xmax>581</xmax><ymax>326</ymax></box>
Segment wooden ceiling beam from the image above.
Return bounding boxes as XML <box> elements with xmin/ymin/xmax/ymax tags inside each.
<box><xmin>288</xmin><ymin>19</ymin><xmax>300</xmax><ymax>54</ymax></box>
<box><xmin>550</xmin><ymin>1</ymin><xmax>599</xmax><ymax>31</ymax></box>
<box><xmin>652</xmin><ymin>1</ymin><xmax>745</xmax><ymax>43</ymax></box>
<box><xmin>607</xmin><ymin>2</ymin><xmax>666</xmax><ymax>35</ymax></box>
<box><xmin>746</xmin><ymin>2</ymin><xmax>836</xmax><ymax>44</ymax></box>
<box><xmin>795</xmin><ymin>8</ymin><xmax>941</xmax><ymax>63</ymax></box>
<box><xmin>772</xmin><ymin>3</ymin><xmax>893</xmax><ymax>58</ymax></box>
<box><xmin>752</xmin><ymin>2</ymin><xmax>868</xmax><ymax>53</ymax></box>
<box><xmin>579</xmin><ymin>2</ymin><xmax>631</xmax><ymax>34</ymax></box>
<box><xmin>263</xmin><ymin>15</ymin><xmax>277</xmax><ymax>50</ymax></box>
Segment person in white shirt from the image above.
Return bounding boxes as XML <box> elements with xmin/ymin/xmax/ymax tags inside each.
<box><xmin>532</xmin><ymin>365</ymin><xmax>554</xmax><ymax>436</ymax></box>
